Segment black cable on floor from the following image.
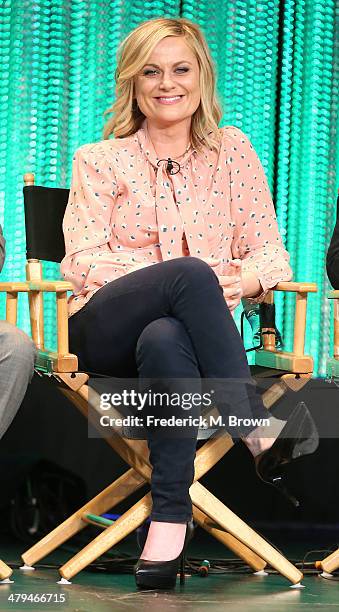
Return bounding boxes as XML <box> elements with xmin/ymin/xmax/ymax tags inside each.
<box><xmin>7</xmin><ymin>554</ymin><xmax>338</xmax><ymax>578</ymax></box>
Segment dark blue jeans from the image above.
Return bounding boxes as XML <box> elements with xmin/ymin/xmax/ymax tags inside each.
<box><xmin>68</xmin><ymin>257</ymin><xmax>267</xmax><ymax>523</ymax></box>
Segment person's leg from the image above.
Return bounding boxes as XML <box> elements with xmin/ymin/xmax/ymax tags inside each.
<box><xmin>0</xmin><ymin>321</ymin><xmax>36</xmax><ymax>439</ymax></box>
<box><xmin>69</xmin><ymin>257</ymin><xmax>269</xmax><ymax>442</ymax></box>
<box><xmin>68</xmin><ymin>257</ymin><xmax>279</xmax><ymax>561</ymax></box>
<box><xmin>135</xmin><ymin>316</ymin><xmax>200</xmax><ymax>560</ymax></box>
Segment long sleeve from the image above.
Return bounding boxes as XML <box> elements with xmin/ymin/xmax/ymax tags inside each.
<box><xmin>326</xmin><ymin>196</ymin><xmax>339</xmax><ymax>289</ymax></box>
<box><xmin>225</xmin><ymin>127</ymin><xmax>292</xmax><ymax>302</ymax></box>
<box><xmin>61</xmin><ymin>143</ymin><xmax>144</xmax><ymax>302</ymax></box>
<box><xmin>0</xmin><ymin>224</ymin><xmax>5</xmax><ymax>272</ymax></box>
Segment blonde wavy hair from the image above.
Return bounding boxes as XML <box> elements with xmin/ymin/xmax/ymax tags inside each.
<box><xmin>102</xmin><ymin>17</ymin><xmax>223</xmax><ymax>154</ymax></box>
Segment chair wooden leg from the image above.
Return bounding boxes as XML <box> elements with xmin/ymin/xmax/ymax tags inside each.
<box><xmin>59</xmin><ymin>493</ymin><xmax>153</xmax><ymax>581</ymax></box>
<box><xmin>192</xmin><ymin>506</ymin><xmax>267</xmax><ymax>572</ymax></box>
<box><xmin>23</xmin><ymin>428</ymin><xmax>267</xmax><ymax>575</ymax></box>
<box><xmin>191</xmin><ymin>481</ymin><xmax>303</xmax><ymax>584</ymax></box>
<box><xmin>319</xmin><ymin>549</ymin><xmax>339</xmax><ymax>574</ymax></box>
<box><xmin>22</xmin><ymin>436</ymin><xmax>227</xmax><ymax>565</ymax></box>
<box><xmin>0</xmin><ymin>559</ymin><xmax>12</xmax><ymax>581</ymax></box>
<box><xmin>22</xmin><ymin>468</ymin><xmax>145</xmax><ymax>567</ymax></box>
<box><xmin>22</xmin><ymin>430</ymin><xmax>267</xmax><ymax>576</ymax></box>
<box><xmin>55</xmin><ymin>435</ymin><xmax>265</xmax><ymax>580</ymax></box>
<box><xmin>24</xmin><ymin>382</ymin><xmax>297</xmax><ymax>580</ymax></box>
<box><xmin>57</xmin><ymin>433</ymin><xmax>268</xmax><ymax>581</ymax></box>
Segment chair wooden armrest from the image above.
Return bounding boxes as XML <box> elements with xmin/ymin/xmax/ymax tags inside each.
<box><xmin>0</xmin><ymin>279</ymin><xmax>77</xmax><ymax>374</ymax></box>
<box><xmin>27</xmin><ymin>280</ymin><xmax>73</xmax><ymax>292</ymax></box>
<box><xmin>254</xmin><ymin>281</ymin><xmax>318</xmax><ymax>374</ymax></box>
<box><xmin>0</xmin><ymin>281</ymin><xmax>31</xmax><ymax>292</ymax></box>
<box><xmin>274</xmin><ymin>281</ymin><xmax>317</xmax><ymax>293</ymax></box>
<box><xmin>0</xmin><ymin>281</ymin><xmax>30</xmax><ymax>324</ymax></box>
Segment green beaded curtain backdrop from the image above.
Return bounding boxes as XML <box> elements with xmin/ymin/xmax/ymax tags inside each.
<box><xmin>0</xmin><ymin>1</ymin><xmax>337</xmax><ymax>375</ymax></box>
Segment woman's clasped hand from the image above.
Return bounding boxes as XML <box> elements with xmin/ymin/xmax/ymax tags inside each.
<box><xmin>200</xmin><ymin>257</ymin><xmax>243</xmax><ymax>311</ymax></box>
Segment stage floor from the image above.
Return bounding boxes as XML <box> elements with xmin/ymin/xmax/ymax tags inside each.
<box><xmin>1</xmin><ymin>526</ymin><xmax>338</xmax><ymax>611</ymax></box>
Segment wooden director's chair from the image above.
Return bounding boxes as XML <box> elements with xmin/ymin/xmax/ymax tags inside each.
<box><xmin>0</xmin><ymin>173</ymin><xmax>317</xmax><ymax>586</ymax></box>
<box><xmin>315</xmin><ymin>288</ymin><xmax>339</xmax><ymax>576</ymax></box>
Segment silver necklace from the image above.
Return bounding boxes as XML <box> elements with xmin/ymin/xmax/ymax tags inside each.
<box><xmin>177</xmin><ymin>142</ymin><xmax>192</xmax><ymax>158</ymax></box>
<box><xmin>152</xmin><ymin>139</ymin><xmax>191</xmax><ymax>160</ymax></box>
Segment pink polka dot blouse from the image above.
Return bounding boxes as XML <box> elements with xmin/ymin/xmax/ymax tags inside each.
<box><xmin>61</xmin><ymin>117</ymin><xmax>292</xmax><ymax>317</ymax></box>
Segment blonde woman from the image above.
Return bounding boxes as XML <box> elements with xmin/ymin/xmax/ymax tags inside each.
<box><xmin>61</xmin><ymin>18</ymin><xmax>318</xmax><ymax>590</ymax></box>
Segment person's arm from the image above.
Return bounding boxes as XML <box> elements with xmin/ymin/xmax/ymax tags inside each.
<box><xmin>0</xmin><ymin>224</ymin><xmax>5</xmax><ymax>272</ymax></box>
<box><xmin>326</xmin><ymin>195</ymin><xmax>339</xmax><ymax>289</ymax></box>
<box><xmin>61</xmin><ymin>143</ymin><xmax>146</xmax><ymax>296</ymax></box>
<box><xmin>225</xmin><ymin>126</ymin><xmax>293</xmax><ymax>302</ymax></box>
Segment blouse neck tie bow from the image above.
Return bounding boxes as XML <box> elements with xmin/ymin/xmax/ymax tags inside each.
<box><xmin>136</xmin><ymin>118</ymin><xmax>210</xmax><ymax>261</ymax></box>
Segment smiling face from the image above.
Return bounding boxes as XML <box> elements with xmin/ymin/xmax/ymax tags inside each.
<box><xmin>134</xmin><ymin>36</ymin><xmax>201</xmax><ymax>128</ymax></box>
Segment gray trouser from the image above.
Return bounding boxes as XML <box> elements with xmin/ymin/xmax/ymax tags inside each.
<box><xmin>0</xmin><ymin>320</ymin><xmax>36</xmax><ymax>440</ymax></box>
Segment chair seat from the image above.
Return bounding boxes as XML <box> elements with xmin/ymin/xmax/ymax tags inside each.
<box><xmin>121</xmin><ymin>425</ymin><xmax>219</xmax><ymax>440</ymax></box>
<box><xmin>250</xmin><ymin>365</ymin><xmax>289</xmax><ymax>378</ymax></box>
